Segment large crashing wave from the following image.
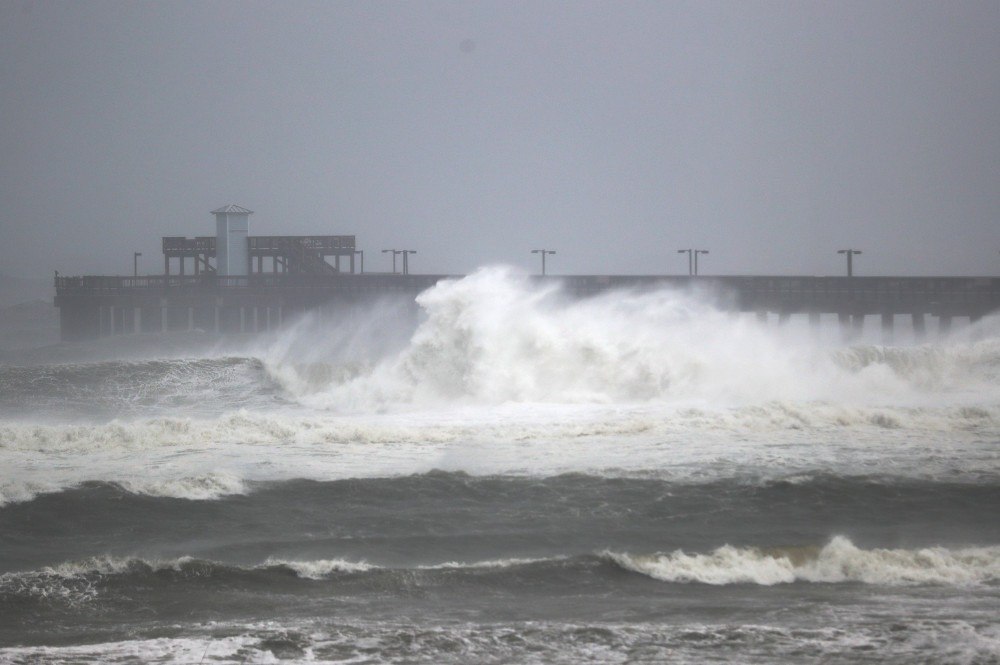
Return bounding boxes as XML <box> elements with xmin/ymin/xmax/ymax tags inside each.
<box><xmin>4</xmin><ymin>268</ymin><xmax>995</xmax><ymax>415</ymax></box>
<box><xmin>262</xmin><ymin>266</ymin><xmax>1000</xmax><ymax>410</ymax></box>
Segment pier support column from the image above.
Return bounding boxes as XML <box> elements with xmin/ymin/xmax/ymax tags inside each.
<box><xmin>240</xmin><ymin>307</ymin><xmax>246</xmax><ymax>333</ymax></box>
<box><xmin>912</xmin><ymin>312</ymin><xmax>926</xmax><ymax>341</ymax></box>
<box><xmin>881</xmin><ymin>313</ymin><xmax>894</xmax><ymax>345</ymax></box>
<box><xmin>253</xmin><ymin>307</ymin><xmax>259</xmax><ymax>332</ymax></box>
<box><xmin>939</xmin><ymin>315</ymin><xmax>952</xmax><ymax>336</ymax></box>
<box><xmin>838</xmin><ymin>312</ymin><xmax>851</xmax><ymax>340</ymax></box>
<box><xmin>109</xmin><ymin>306</ymin><xmax>116</xmax><ymax>336</ymax></box>
<box><xmin>778</xmin><ymin>312</ymin><xmax>790</xmax><ymax>326</ymax></box>
<box><xmin>808</xmin><ymin>312</ymin><xmax>821</xmax><ymax>340</ymax></box>
<box><xmin>133</xmin><ymin>307</ymin><xmax>141</xmax><ymax>334</ymax></box>
<box><xmin>852</xmin><ymin>314</ymin><xmax>865</xmax><ymax>338</ymax></box>
<box><xmin>756</xmin><ymin>311</ymin><xmax>768</xmax><ymax>324</ymax></box>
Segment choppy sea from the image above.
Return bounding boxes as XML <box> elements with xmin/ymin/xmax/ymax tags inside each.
<box><xmin>2</xmin><ymin>268</ymin><xmax>998</xmax><ymax>663</ymax></box>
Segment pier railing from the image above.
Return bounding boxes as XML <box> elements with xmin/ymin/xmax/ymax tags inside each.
<box><xmin>55</xmin><ymin>273</ymin><xmax>445</xmax><ymax>295</ymax></box>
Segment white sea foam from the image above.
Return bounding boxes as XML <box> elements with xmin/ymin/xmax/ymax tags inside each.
<box><xmin>257</xmin><ymin>267</ymin><xmax>1000</xmax><ymax>410</ymax></box>
<box><xmin>116</xmin><ymin>471</ymin><xmax>248</xmax><ymax>501</ymax></box>
<box><xmin>2</xmin><ymin>554</ymin><xmax>556</xmax><ymax>587</ymax></box>
<box><xmin>419</xmin><ymin>556</ymin><xmax>558</xmax><ymax>570</ymax></box>
<box><xmin>4</xmin><ymin>618</ymin><xmax>999</xmax><ymax>665</ymax></box>
<box><xmin>1</xmin><ymin>397</ymin><xmax>997</xmax><ymax>505</ymax></box>
<box><xmin>265</xmin><ymin>557</ymin><xmax>375</xmax><ymax>579</ymax></box>
<box><xmin>0</xmin><ymin>556</ymin><xmax>378</xmax><ymax>590</ymax></box>
<box><xmin>0</xmin><ymin>635</ymin><xmax>263</xmax><ymax>665</ymax></box>
<box><xmin>607</xmin><ymin>536</ymin><xmax>1000</xmax><ymax>586</ymax></box>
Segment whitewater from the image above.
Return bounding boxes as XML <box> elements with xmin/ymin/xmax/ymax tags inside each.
<box><xmin>2</xmin><ymin>267</ymin><xmax>998</xmax><ymax>663</ymax></box>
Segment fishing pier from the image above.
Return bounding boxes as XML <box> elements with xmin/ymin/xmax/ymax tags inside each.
<box><xmin>53</xmin><ymin>205</ymin><xmax>1000</xmax><ymax>341</ymax></box>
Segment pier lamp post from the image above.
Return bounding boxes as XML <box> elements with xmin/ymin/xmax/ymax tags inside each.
<box><xmin>678</xmin><ymin>249</ymin><xmax>692</xmax><ymax>275</ymax></box>
<box><xmin>382</xmin><ymin>249</ymin><xmax>401</xmax><ymax>273</ymax></box>
<box><xmin>354</xmin><ymin>250</ymin><xmax>364</xmax><ymax>274</ymax></box>
<box><xmin>838</xmin><ymin>249</ymin><xmax>862</xmax><ymax>277</ymax></box>
<box><xmin>133</xmin><ymin>252</ymin><xmax>142</xmax><ymax>277</ymax></box>
<box><xmin>677</xmin><ymin>249</ymin><xmax>709</xmax><ymax>275</ymax></box>
<box><xmin>531</xmin><ymin>249</ymin><xmax>556</xmax><ymax>275</ymax></box>
<box><xmin>694</xmin><ymin>249</ymin><xmax>709</xmax><ymax>276</ymax></box>
<box><xmin>400</xmin><ymin>250</ymin><xmax>417</xmax><ymax>275</ymax></box>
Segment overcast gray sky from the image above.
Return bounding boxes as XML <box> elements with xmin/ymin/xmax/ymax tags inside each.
<box><xmin>1</xmin><ymin>0</ymin><xmax>997</xmax><ymax>279</ymax></box>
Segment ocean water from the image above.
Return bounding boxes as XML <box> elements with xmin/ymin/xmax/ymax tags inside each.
<box><xmin>1</xmin><ymin>267</ymin><xmax>998</xmax><ymax>664</ymax></box>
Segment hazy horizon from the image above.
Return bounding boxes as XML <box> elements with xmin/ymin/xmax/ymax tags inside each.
<box><xmin>2</xmin><ymin>1</ymin><xmax>997</xmax><ymax>279</ymax></box>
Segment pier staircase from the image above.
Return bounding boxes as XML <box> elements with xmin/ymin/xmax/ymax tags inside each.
<box><xmin>279</xmin><ymin>238</ymin><xmax>338</xmax><ymax>274</ymax></box>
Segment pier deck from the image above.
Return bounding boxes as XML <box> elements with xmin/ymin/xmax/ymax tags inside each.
<box><xmin>54</xmin><ymin>273</ymin><xmax>1000</xmax><ymax>341</ymax></box>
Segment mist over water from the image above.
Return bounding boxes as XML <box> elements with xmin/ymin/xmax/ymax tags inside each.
<box><xmin>2</xmin><ymin>268</ymin><xmax>999</xmax><ymax>663</ymax></box>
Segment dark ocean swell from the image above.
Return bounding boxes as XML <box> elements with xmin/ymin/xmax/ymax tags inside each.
<box><xmin>4</xmin><ymin>546</ymin><xmax>1000</xmax><ymax>649</ymax></box>
<box><xmin>2</xmin><ymin>473</ymin><xmax>998</xmax><ymax>573</ymax></box>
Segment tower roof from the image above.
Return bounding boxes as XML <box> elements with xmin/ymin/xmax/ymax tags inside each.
<box><xmin>211</xmin><ymin>204</ymin><xmax>253</xmax><ymax>215</ymax></box>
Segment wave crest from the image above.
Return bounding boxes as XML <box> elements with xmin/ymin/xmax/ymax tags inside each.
<box><xmin>606</xmin><ymin>536</ymin><xmax>1000</xmax><ymax>586</ymax></box>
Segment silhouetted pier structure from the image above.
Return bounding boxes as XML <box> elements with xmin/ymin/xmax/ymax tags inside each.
<box><xmin>55</xmin><ymin>272</ymin><xmax>1000</xmax><ymax>341</ymax></box>
<box><xmin>52</xmin><ymin>205</ymin><xmax>1000</xmax><ymax>341</ymax></box>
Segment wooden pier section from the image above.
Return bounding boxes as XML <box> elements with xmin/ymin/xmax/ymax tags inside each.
<box><xmin>54</xmin><ymin>273</ymin><xmax>1000</xmax><ymax>341</ymax></box>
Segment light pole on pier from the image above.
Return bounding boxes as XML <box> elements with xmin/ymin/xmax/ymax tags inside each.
<box><xmin>677</xmin><ymin>249</ymin><xmax>694</xmax><ymax>276</ymax></box>
<box><xmin>354</xmin><ymin>250</ymin><xmax>364</xmax><ymax>274</ymax></box>
<box><xmin>382</xmin><ymin>249</ymin><xmax>401</xmax><ymax>274</ymax></box>
<box><xmin>694</xmin><ymin>249</ymin><xmax>708</xmax><ymax>276</ymax></box>
<box><xmin>677</xmin><ymin>249</ymin><xmax>709</xmax><ymax>275</ymax></box>
<box><xmin>531</xmin><ymin>249</ymin><xmax>556</xmax><ymax>275</ymax></box>
<box><xmin>400</xmin><ymin>250</ymin><xmax>417</xmax><ymax>275</ymax></box>
<box><xmin>133</xmin><ymin>252</ymin><xmax>142</xmax><ymax>277</ymax></box>
<box><xmin>838</xmin><ymin>249</ymin><xmax>862</xmax><ymax>277</ymax></box>
<box><xmin>678</xmin><ymin>249</ymin><xmax>692</xmax><ymax>275</ymax></box>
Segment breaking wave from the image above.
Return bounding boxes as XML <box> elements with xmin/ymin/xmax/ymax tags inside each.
<box><xmin>6</xmin><ymin>537</ymin><xmax>999</xmax><ymax>612</ymax></box>
<box><xmin>258</xmin><ymin>267</ymin><xmax>1000</xmax><ymax>410</ymax></box>
<box><xmin>2</xmin><ymin>269</ymin><xmax>998</xmax><ymax>417</ymax></box>
<box><xmin>606</xmin><ymin>536</ymin><xmax>1000</xmax><ymax>586</ymax></box>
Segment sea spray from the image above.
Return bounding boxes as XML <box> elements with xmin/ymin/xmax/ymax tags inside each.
<box><xmin>263</xmin><ymin>267</ymin><xmax>998</xmax><ymax>410</ymax></box>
